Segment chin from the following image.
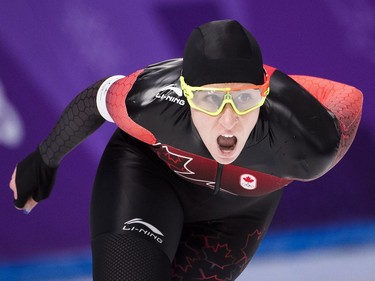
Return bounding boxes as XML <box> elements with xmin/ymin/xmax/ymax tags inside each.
<box><xmin>215</xmin><ymin>158</ymin><xmax>235</xmax><ymax>165</ymax></box>
<box><xmin>212</xmin><ymin>151</ymin><xmax>239</xmax><ymax>165</ymax></box>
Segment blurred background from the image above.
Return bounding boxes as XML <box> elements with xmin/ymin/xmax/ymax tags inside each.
<box><xmin>0</xmin><ymin>0</ymin><xmax>374</xmax><ymax>280</ymax></box>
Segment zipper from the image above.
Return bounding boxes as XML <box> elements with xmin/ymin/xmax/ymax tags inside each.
<box><xmin>214</xmin><ymin>163</ymin><xmax>224</xmax><ymax>195</ymax></box>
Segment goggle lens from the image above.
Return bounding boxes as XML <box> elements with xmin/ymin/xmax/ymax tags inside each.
<box><xmin>180</xmin><ymin>75</ymin><xmax>269</xmax><ymax>116</ymax></box>
<box><xmin>191</xmin><ymin>89</ymin><xmax>263</xmax><ymax>113</ymax></box>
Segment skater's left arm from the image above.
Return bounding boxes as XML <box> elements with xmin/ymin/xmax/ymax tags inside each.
<box><xmin>291</xmin><ymin>75</ymin><xmax>363</xmax><ymax>168</ymax></box>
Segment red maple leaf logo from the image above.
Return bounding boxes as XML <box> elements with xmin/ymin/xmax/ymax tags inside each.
<box><xmin>243</xmin><ymin>176</ymin><xmax>254</xmax><ymax>183</ymax></box>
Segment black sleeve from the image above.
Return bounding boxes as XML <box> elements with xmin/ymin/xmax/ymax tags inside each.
<box><xmin>262</xmin><ymin>70</ymin><xmax>341</xmax><ymax>180</ymax></box>
<box><xmin>39</xmin><ymin>78</ymin><xmax>107</xmax><ymax>167</ymax></box>
<box><xmin>15</xmin><ymin>79</ymin><xmax>107</xmax><ymax>207</ymax></box>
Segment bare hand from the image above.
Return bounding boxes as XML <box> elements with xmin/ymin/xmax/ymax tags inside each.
<box><xmin>9</xmin><ymin>167</ymin><xmax>38</xmax><ymax>214</ymax></box>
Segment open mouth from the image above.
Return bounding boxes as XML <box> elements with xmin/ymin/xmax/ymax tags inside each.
<box><xmin>217</xmin><ymin>135</ymin><xmax>237</xmax><ymax>151</ymax></box>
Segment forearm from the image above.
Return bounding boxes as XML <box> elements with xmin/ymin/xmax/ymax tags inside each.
<box><xmin>12</xmin><ymin>78</ymin><xmax>114</xmax><ymax>208</ymax></box>
<box><xmin>291</xmin><ymin>75</ymin><xmax>363</xmax><ymax>165</ymax></box>
<box><xmin>39</xmin><ymin>79</ymin><xmax>107</xmax><ymax>167</ymax></box>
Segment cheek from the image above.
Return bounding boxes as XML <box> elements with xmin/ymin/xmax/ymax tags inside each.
<box><xmin>249</xmin><ymin>109</ymin><xmax>260</xmax><ymax>124</ymax></box>
<box><xmin>191</xmin><ymin>110</ymin><xmax>211</xmax><ymax>131</ymax></box>
<box><xmin>191</xmin><ymin>110</ymin><xmax>216</xmax><ymax>142</ymax></box>
<box><xmin>242</xmin><ymin>110</ymin><xmax>260</xmax><ymax>134</ymax></box>
<box><xmin>190</xmin><ymin>110</ymin><xmax>201</xmax><ymax>131</ymax></box>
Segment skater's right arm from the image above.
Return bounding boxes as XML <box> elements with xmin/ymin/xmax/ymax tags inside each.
<box><xmin>9</xmin><ymin>76</ymin><xmax>124</xmax><ymax>213</ymax></box>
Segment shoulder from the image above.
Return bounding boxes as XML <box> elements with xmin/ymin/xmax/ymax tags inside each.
<box><xmin>254</xmin><ymin>67</ymin><xmax>341</xmax><ymax>180</ymax></box>
<box><xmin>138</xmin><ymin>58</ymin><xmax>183</xmax><ymax>81</ymax></box>
<box><xmin>110</xmin><ymin>58</ymin><xmax>198</xmax><ymax>149</ymax></box>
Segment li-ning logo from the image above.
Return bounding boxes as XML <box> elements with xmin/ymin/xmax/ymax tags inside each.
<box><xmin>155</xmin><ymin>84</ymin><xmax>185</xmax><ymax>106</ymax></box>
<box><xmin>240</xmin><ymin>174</ymin><xmax>257</xmax><ymax>190</ymax></box>
<box><xmin>123</xmin><ymin>218</ymin><xmax>164</xmax><ymax>244</ymax></box>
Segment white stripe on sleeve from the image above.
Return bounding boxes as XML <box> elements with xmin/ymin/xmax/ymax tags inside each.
<box><xmin>96</xmin><ymin>75</ymin><xmax>125</xmax><ymax>122</ymax></box>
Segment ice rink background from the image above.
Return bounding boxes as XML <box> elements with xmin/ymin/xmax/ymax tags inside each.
<box><xmin>1</xmin><ymin>1</ymin><xmax>374</xmax><ymax>280</ymax></box>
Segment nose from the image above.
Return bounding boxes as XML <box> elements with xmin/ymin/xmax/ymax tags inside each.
<box><xmin>218</xmin><ymin>104</ymin><xmax>239</xmax><ymax>129</ymax></box>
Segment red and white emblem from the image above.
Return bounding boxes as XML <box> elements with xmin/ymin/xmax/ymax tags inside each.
<box><xmin>240</xmin><ymin>174</ymin><xmax>257</xmax><ymax>190</ymax></box>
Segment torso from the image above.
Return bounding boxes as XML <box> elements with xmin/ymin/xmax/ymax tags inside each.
<box><xmin>107</xmin><ymin>59</ymin><xmax>340</xmax><ymax>197</ymax></box>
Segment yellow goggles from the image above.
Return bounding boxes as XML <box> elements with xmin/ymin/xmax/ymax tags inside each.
<box><xmin>180</xmin><ymin>74</ymin><xmax>270</xmax><ymax>116</ymax></box>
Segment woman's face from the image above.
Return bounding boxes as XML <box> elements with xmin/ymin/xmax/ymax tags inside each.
<box><xmin>190</xmin><ymin>82</ymin><xmax>260</xmax><ymax>165</ymax></box>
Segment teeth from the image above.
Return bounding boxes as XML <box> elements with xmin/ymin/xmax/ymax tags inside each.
<box><xmin>221</xmin><ymin>135</ymin><xmax>234</xmax><ymax>138</ymax></box>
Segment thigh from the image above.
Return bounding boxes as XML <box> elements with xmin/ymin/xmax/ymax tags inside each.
<box><xmin>91</xmin><ymin>131</ymin><xmax>184</xmax><ymax>279</ymax></box>
<box><xmin>171</xmin><ymin>189</ymin><xmax>283</xmax><ymax>280</ymax></box>
<box><xmin>92</xmin><ymin>233</ymin><xmax>171</xmax><ymax>281</ymax></box>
